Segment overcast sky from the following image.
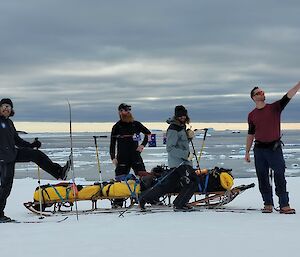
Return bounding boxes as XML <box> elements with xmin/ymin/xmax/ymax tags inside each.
<box><xmin>0</xmin><ymin>0</ymin><xmax>299</xmax><ymax>122</ymax></box>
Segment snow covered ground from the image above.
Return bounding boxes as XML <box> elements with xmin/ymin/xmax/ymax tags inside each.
<box><xmin>1</xmin><ymin>177</ymin><xmax>300</xmax><ymax>257</ymax></box>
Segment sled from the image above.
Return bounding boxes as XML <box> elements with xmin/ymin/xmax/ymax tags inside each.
<box><xmin>24</xmin><ymin>180</ymin><xmax>255</xmax><ymax>216</ymax></box>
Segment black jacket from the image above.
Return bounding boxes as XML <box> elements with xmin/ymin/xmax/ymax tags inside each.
<box><xmin>110</xmin><ymin>120</ymin><xmax>151</xmax><ymax>159</ymax></box>
<box><xmin>0</xmin><ymin>116</ymin><xmax>31</xmax><ymax>163</ymax></box>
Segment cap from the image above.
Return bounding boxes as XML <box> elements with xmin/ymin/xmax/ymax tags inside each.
<box><xmin>118</xmin><ymin>103</ymin><xmax>131</xmax><ymax>111</ymax></box>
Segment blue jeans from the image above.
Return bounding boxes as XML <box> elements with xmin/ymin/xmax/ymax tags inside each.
<box><xmin>254</xmin><ymin>146</ymin><xmax>289</xmax><ymax>208</ymax></box>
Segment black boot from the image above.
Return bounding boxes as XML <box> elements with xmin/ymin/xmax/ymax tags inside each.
<box><xmin>173</xmin><ymin>204</ymin><xmax>194</xmax><ymax>212</ymax></box>
<box><xmin>0</xmin><ymin>214</ymin><xmax>13</xmax><ymax>223</ymax></box>
<box><xmin>61</xmin><ymin>160</ymin><xmax>71</xmax><ymax>180</ymax></box>
<box><xmin>112</xmin><ymin>199</ymin><xmax>124</xmax><ymax>208</ymax></box>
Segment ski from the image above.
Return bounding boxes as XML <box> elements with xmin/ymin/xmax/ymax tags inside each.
<box><xmin>133</xmin><ymin>206</ymin><xmax>263</xmax><ymax>215</ymax></box>
<box><xmin>0</xmin><ymin>217</ymin><xmax>68</xmax><ymax>224</ymax></box>
<box><xmin>24</xmin><ymin>201</ymin><xmax>274</xmax><ymax>217</ymax></box>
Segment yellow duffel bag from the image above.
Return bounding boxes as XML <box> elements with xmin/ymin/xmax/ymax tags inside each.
<box><xmin>34</xmin><ymin>183</ymin><xmax>76</xmax><ymax>203</ymax></box>
<box><xmin>102</xmin><ymin>180</ymin><xmax>141</xmax><ymax>198</ymax></box>
<box><xmin>77</xmin><ymin>184</ymin><xmax>101</xmax><ymax>200</ymax></box>
<box><xmin>34</xmin><ymin>183</ymin><xmax>102</xmax><ymax>203</ymax></box>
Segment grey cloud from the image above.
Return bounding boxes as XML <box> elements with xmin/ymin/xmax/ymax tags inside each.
<box><xmin>0</xmin><ymin>0</ymin><xmax>299</xmax><ymax>122</ymax></box>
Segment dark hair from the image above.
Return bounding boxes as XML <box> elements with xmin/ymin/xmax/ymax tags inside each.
<box><xmin>250</xmin><ymin>87</ymin><xmax>259</xmax><ymax>99</ymax></box>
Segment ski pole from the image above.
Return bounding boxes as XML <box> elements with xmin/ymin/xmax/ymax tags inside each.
<box><xmin>190</xmin><ymin>138</ymin><xmax>201</xmax><ymax>170</ymax></box>
<box><xmin>93</xmin><ymin>136</ymin><xmax>105</xmax><ymax>182</ymax></box>
<box><xmin>35</xmin><ymin>137</ymin><xmax>44</xmax><ymax>220</ymax></box>
<box><xmin>197</xmin><ymin>128</ymin><xmax>208</xmax><ymax>164</ymax></box>
<box><xmin>68</xmin><ymin>101</ymin><xmax>79</xmax><ymax>221</ymax></box>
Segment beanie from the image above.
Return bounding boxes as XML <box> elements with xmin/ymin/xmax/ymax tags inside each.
<box><xmin>174</xmin><ymin>105</ymin><xmax>187</xmax><ymax>117</ymax></box>
<box><xmin>0</xmin><ymin>98</ymin><xmax>13</xmax><ymax>108</ymax></box>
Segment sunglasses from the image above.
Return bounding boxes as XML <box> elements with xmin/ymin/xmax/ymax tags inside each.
<box><xmin>253</xmin><ymin>90</ymin><xmax>264</xmax><ymax>96</ymax></box>
<box><xmin>120</xmin><ymin>108</ymin><xmax>131</xmax><ymax>112</ymax></box>
<box><xmin>1</xmin><ymin>104</ymin><xmax>12</xmax><ymax>109</ymax></box>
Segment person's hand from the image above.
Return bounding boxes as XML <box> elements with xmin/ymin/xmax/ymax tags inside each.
<box><xmin>112</xmin><ymin>158</ymin><xmax>118</xmax><ymax>167</ymax></box>
<box><xmin>30</xmin><ymin>139</ymin><xmax>42</xmax><ymax>149</ymax></box>
<box><xmin>187</xmin><ymin>152</ymin><xmax>194</xmax><ymax>161</ymax></box>
<box><xmin>245</xmin><ymin>152</ymin><xmax>251</xmax><ymax>163</ymax></box>
<box><xmin>195</xmin><ymin>169</ymin><xmax>208</xmax><ymax>176</ymax></box>
<box><xmin>136</xmin><ymin>145</ymin><xmax>145</xmax><ymax>152</ymax></box>
<box><xmin>186</xmin><ymin>129</ymin><xmax>195</xmax><ymax>140</ymax></box>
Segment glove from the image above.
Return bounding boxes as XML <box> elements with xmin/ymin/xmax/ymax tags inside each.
<box><xmin>30</xmin><ymin>139</ymin><xmax>42</xmax><ymax>149</ymax></box>
<box><xmin>187</xmin><ymin>152</ymin><xmax>194</xmax><ymax>161</ymax></box>
<box><xmin>186</xmin><ymin>129</ymin><xmax>195</xmax><ymax>140</ymax></box>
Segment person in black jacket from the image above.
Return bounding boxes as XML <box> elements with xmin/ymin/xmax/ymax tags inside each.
<box><xmin>109</xmin><ymin>103</ymin><xmax>151</xmax><ymax>208</ymax></box>
<box><xmin>110</xmin><ymin>103</ymin><xmax>151</xmax><ymax>178</ymax></box>
<box><xmin>0</xmin><ymin>98</ymin><xmax>70</xmax><ymax>222</ymax></box>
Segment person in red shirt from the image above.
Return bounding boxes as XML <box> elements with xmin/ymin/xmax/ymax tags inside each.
<box><xmin>245</xmin><ymin>82</ymin><xmax>300</xmax><ymax>214</ymax></box>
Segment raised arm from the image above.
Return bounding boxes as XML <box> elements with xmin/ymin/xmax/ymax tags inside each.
<box><xmin>287</xmin><ymin>81</ymin><xmax>300</xmax><ymax>99</ymax></box>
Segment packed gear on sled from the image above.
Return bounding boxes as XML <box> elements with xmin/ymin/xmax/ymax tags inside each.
<box><xmin>26</xmin><ymin>177</ymin><xmax>140</xmax><ymax>212</ymax></box>
<box><xmin>24</xmin><ymin>165</ymin><xmax>254</xmax><ymax>216</ymax></box>
<box><xmin>141</xmin><ymin>165</ymin><xmax>234</xmax><ymax>193</ymax></box>
<box><xmin>139</xmin><ymin>165</ymin><xmax>235</xmax><ymax>209</ymax></box>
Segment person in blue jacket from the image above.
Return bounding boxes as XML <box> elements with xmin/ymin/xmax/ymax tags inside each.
<box><xmin>139</xmin><ymin>105</ymin><xmax>197</xmax><ymax>211</ymax></box>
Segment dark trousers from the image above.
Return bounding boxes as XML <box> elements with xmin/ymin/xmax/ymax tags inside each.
<box><xmin>0</xmin><ymin>148</ymin><xmax>62</xmax><ymax>215</ymax></box>
<box><xmin>115</xmin><ymin>153</ymin><xmax>146</xmax><ymax>177</ymax></box>
<box><xmin>0</xmin><ymin>162</ymin><xmax>15</xmax><ymax>216</ymax></box>
<box><xmin>254</xmin><ymin>146</ymin><xmax>289</xmax><ymax>208</ymax></box>
<box><xmin>140</xmin><ymin>165</ymin><xmax>197</xmax><ymax>208</ymax></box>
<box><xmin>16</xmin><ymin>148</ymin><xmax>62</xmax><ymax>179</ymax></box>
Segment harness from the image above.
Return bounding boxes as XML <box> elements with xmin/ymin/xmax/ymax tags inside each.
<box><xmin>196</xmin><ymin>173</ymin><xmax>210</xmax><ymax>193</ymax></box>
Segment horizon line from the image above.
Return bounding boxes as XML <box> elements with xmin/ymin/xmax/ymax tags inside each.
<box><xmin>14</xmin><ymin>121</ymin><xmax>300</xmax><ymax>133</ymax></box>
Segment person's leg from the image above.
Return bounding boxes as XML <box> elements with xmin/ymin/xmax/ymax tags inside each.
<box><xmin>16</xmin><ymin>148</ymin><xmax>63</xmax><ymax>179</ymax></box>
<box><xmin>173</xmin><ymin>165</ymin><xmax>197</xmax><ymax>209</ymax></box>
<box><xmin>132</xmin><ymin>154</ymin><xmax>146</xmax><ymax>176</ymax></box>
<box><xmin>114</xmin><ymin>160</ymin><xmax>131</xmax><ymax>178</ymax></box>
<box><xmin>0</xmin><ymin>162</ymin><xmax>15</xmax><ymax>218</ymax></box>
<box><xmin>139</xmin><ymin>168</ymin><xmax>179</xmax><ymax>207</ymax></box>
<box><xmin>267</xmin><ymin>147</ymin><xmax>289</xmax><ymax>208</ymax></box>
<box><xmin>112</xmin><ymin>159</ymin><xmax>131</xmax><ymax>208</ymax></box>
<box><xmin>253</xmin><ymin>147</ymin><xmax>273</xmax><ymax>207</ymax></box>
